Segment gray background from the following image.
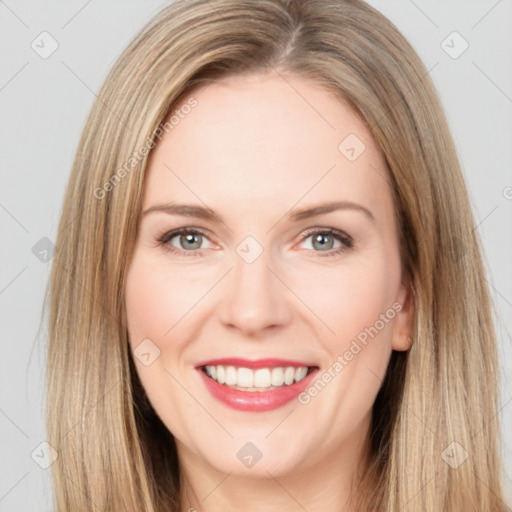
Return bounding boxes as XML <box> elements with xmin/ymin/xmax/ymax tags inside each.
<box><xmin>1</xmin><ymin>1</ymin><xmax>511</xmax><ymax>510</ymax></box>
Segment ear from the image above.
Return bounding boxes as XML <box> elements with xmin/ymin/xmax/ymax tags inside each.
<box><xmin>391</xmin><ymin>279</ymin><xmax>415</xmax><ymax>351</ymax></box>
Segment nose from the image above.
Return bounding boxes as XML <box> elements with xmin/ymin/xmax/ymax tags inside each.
<box><xmin>217</xmin><ymin>247</ymin><xmax>293</xmax><ymax>336</ymax></box>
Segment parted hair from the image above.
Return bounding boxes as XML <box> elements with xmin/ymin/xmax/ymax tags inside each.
<box><xmin>46</xmin><ymin>0</ymin><xmax>506</xmax><ymax>510</ymax></box>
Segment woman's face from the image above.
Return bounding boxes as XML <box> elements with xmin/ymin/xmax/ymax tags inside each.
<box><xmin>125</xmin><ymin>71</ymin><xmax>413</xmax><ymax>478</ymax></box>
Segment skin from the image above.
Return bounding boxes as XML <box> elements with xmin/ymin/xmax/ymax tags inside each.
<box><xmin>125</xmin><ymin>70</ymin><xmax>414</xmax><ymax>512</ymax></box>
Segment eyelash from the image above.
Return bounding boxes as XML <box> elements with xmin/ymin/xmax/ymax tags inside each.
<box><xmin>156</xmin><ymin>227</ymin><xmax>354</xmax><ymax>258</ymax></box>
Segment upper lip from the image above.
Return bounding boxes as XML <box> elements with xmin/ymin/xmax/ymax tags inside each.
<box><xmin>195</xmin><ymin>357</ymin><xmax>318</xmax><ymax>370</ymax></box>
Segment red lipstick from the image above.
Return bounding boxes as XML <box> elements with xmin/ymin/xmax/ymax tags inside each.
<box><xmin>195</xmin><ymin>358</ymin><xmax>318</xmax><ymax>412</ymax></box>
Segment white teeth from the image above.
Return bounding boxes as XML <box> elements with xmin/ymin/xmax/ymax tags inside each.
<box><xmin>225</xmin><ymin>365</ymin><xmax>237</xmax><ymax>386</ymax></box>
<box><xmin>203</xmin><ymin>364</ymin><xmax>310</xmax><ymax>389</ymax></box>
<box><xmin>294</xmin><ymin>366</ymin><xmax>308</xmax><ymax>381</ymax></box>
<box><xmin>271</xmin><ymin>367</ymin><xmax>284</xmax><ymax>386</ymax></box>
<box><xmin>254</xmin><ymin>368</ymin><xmax>271</xmax><ymax>387</ymax></box>
<box><xmin>237</xmin><ymin>367</ymin><xmax>254</xmax><ymax>387</ymax></box>
<box><xmin>284</xmin><ymin>366</ymin><xmax>295</xmax><ymax>385</ymax></box>
<box><xmin>216</xmin><ymin>365</ymin><xmax>225</xmax><ymax>385</ymax></box>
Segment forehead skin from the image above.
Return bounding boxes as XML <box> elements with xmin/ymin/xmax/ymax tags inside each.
<box><xmin>142</xmin><ymin>71</ymin><xmax>395</xmax><ymax>248</ymax></box>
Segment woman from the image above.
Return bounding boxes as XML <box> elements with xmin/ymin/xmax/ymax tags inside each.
<box><xmin>46</xmin><ymin>0</ymin><xmax>507</xmax><ymax>510</ymax></box>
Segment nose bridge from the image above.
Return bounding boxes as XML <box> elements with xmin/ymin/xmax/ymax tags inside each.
<box><xmin>218</xmin><ymin>237</ymin><xmax>292</xmax><ymax>333</ymax></box>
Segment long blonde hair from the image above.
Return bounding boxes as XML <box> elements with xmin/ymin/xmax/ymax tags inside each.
<box><xmin>46</xmin><ymin>0</ymin><xmax>506</xmax><ymax>510</ymax></box>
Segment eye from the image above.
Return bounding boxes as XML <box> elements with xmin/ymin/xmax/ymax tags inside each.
<box><xmin>157</xmin><ymin>227</ymin><xmax>214</xmax><ymax>256</ymax></box>
<box><xmin>156</xmin><ymin>226</ymin><xmax>353</xmax><ymax>258</ymax></box>
<box><xmin>298</xmin><ymin>228</ymin><xmax>353</xmax><ymax>257</ymax></box>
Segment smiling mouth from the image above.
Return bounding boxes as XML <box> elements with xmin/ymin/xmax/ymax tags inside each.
<box><xmin>196</xmin><ymin>358</ymin><xmax>320</xmax><ymax>412</ymax></box>
<box><xmin>200</xmin><ymin>364</ymin><xmax>316</xmax><ymax>391</ymax></box>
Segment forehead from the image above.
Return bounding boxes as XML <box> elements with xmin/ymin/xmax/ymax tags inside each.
<box><xmin>143</xmin><ymin>72</ymin><xmax>392</xmax><ymax>225</ymax></box>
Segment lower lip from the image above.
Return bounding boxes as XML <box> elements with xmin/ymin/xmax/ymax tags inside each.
<box><xmin>197</xmin><ymin>368</ymin><xmax>318</xmax><ymax>412</ymax></box>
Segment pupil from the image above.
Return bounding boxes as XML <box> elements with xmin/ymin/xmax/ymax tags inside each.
<box><xmin>313</xmin><ymin>233</ymin><xmax>333</xmax><ymax>251</ymax></box>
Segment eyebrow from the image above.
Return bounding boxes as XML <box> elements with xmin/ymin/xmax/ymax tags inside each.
<box><xmin>142</xmin><ymin>200</ymin><xmax>375</xmax><ymax>224</ymax></box>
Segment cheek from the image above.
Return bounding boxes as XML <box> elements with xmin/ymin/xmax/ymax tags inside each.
<box><xmin>291</xmin><ymin>253</ymin><xmax>400</xmax><ymax>349</ymax></box>
<box><xmin>292</xmin><ymin>257</ymin><xmax>400</xmax><ymax>429</ymax></box>
<box><xmin>125</xmin><ymin>253</ymin><xmax>205</xmax><ymax>426</ymax></box>
<box><xmin>125</xmin><ymin>252</ymin><xmax>211</xmax><ymax>347</ymax></box>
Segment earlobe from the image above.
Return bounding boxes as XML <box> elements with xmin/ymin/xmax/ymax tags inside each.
<box><xmin>391</xmin><ymin>280</ymin><xmax>415</xmax><ymax>352</ymax></box>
